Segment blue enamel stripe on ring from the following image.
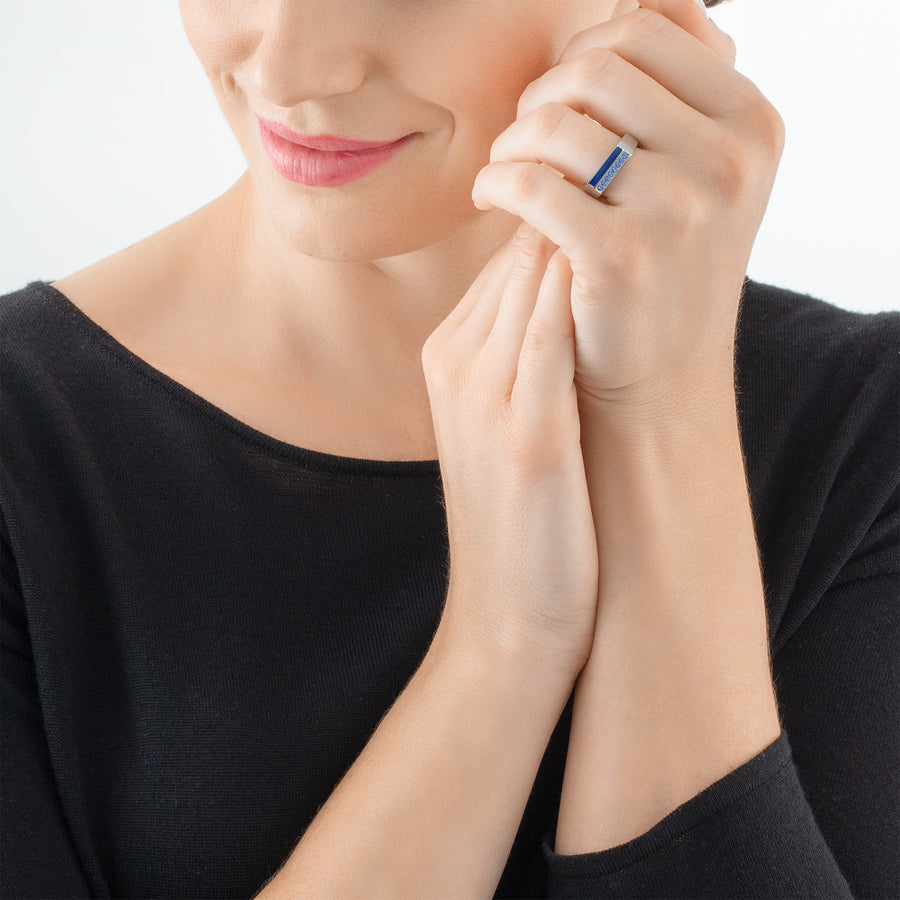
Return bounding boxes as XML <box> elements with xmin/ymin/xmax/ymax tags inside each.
<box><xmin>583</xmin><ymin>133</ymin><xmax>638</xmax><ymax>199</ymax></box>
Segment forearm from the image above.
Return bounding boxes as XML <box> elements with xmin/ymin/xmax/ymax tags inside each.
<box><xmin>555</xmin><ymin>389</ymin><xmax>781</xmax><ymax>855</ymax></box>
<box><xmin>256</xmin><ymin>623</ymin><xmax>575</xmax><ymax>899</ymax></box>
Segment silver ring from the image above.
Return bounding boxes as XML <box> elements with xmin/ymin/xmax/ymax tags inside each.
<box><xmin>583</xmin><ymin>133</ymin><xmax>638</xmax><ymax>199</ymax></box>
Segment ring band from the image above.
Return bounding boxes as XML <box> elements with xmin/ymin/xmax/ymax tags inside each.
<box><xmin>583</xmin><ymin>133</ymin><xmax>638</xmax><ymax>199</ymax></box>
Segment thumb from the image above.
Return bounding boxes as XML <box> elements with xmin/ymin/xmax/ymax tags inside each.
<box><xmin>512</xmin><ymin>248</ymin><xmax>576</xmax><ymax>418</ymax></box>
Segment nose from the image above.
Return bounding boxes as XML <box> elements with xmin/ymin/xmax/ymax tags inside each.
<box><xmin>247</xmin><ymin>0</ymin><xmax>371</xmax><ymax>109</ymax></box>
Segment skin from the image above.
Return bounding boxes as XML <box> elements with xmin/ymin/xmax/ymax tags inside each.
<box><xmin>52</xmin><ymin>0</ymin><xmax>786</xmax><ymax>884</ymax></box>
<box><xmin>466</xmin><ymin>0</ymin><xmax>785</xmax><ymax>853</ymax></box>
<box><xmin>175</xmin><ymin>0</ymin><xmax>784</xmax><ymax>865</ymax></box>
<box><xmin>170</xmin><ymin>0</ymin><xmax>621</xmax><ymax>450</ymax></box>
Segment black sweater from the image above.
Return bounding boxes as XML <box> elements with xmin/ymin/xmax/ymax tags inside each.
<box><xmin>1</xmin><ymin>279</ymin><xmax>897</xmax><ymax>899</ymax></box>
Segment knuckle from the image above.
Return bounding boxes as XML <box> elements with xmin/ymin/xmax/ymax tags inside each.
<box><xmin>708</xmin><ymin>137</ymin><xmax>756</xmax><ymax>202</ymax></box>
<box><xmin>720</xmin><ymin>32</ymin><xmax>738</xmax><ymax>67</ymax></box>
<box><xmin>754</xmin><ymin>98</ymin><xmax>786</xmax><ymax>158</ymax></box>
<box><xmin>420</xmin><ymin>339</ymin><xmax>445</xmax><ymax>381</ymax></box>
<box><xmin>511</xmin><ymin>246</ymin><xmax>546</xmax><ymax>277</ymax></box>
<box><xmin>421</xmin><ymin>328</ymin><xmax>447</xmax><ymax>363</ymax></box>
<box><xmin>573</xmin><ymin>47</ymin><xmax>617</xmax><ymax>90</ymax></box>
<box><xmin>625</xmin><ymin>7</ymin><xmax>672</xmax><ymax>44</ymax></box>
<box><xmin>521</xmin><ymin>320</ymin><xmax>553</xmax><ymax>355</ymax></box>
<box><xmin>668</xmin><ymin>175</ymin><xmax>712</xmax><ymax>231</ymax></box>
<box><xmin>512</xmin><ymin>163</ymin><xmax>543</xmax><ymax>201</ymax></box>
<box><xmin>510</xmin><ymin>228</ymin><xmax>552</xmax><ymax>271</ymax></box>
<box><xmin>420</xmin><ymin>350</ymin><xmax>437</xmax><ymax>382</ymax></box>
<box><xmin>423</xmin><ymin>346</ymin><xmax>466</xmax><ymax>397</ymax></box>
<box><xmin>736</xmin><ymin>88</ymin><xmax>786</xmax><ymax>154</ymax></box>
<box><xmin>532</xmin><ymin>102</ymin><xmax>570</xmax><ymax>144</ymax></box>
<box><xmin>516</xmin><ymin>80</ymin><xmax>539</xmax><ymax>119</ymax></box>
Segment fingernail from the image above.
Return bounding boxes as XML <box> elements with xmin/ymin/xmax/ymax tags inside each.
<box><xmin>694</xmin><ymin>0</ymin><xmax>709</xmax><ymax>17</ymax></box>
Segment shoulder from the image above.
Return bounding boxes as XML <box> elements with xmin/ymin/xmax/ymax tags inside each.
<box><xmin>0</xmin><ymin>281</ymin><xmax>80</xmax><ymax>383</ymax></box>
<box><xmin>734</xmin><ymin>279</ymin><xmax>899</xmax><ymax>652</ymax></box>
<box><xmin>736</xmin><ymin>277</ymin><xmax>898</xmax><ymax>459</ymax></box>
<box><xmin>1</xmin><ymin>277</ymin><xmax>126</xmax><ymax>388</ymax></box>
<box><xmin>3</xmin><ymin>184</ymin><xmax>233</xmax><ymax>362</ymax></box>
<box><xmin>0</xmin><ymin>245</ymin><xmax>178</xmax><ymax>469</ymax></box>
<box><xmin>1</xmin><ymin>191</ymin><xmax>231</xmax><ymax>396</ymax></box>
<box><xmin>734</xmin><ymin>278</ymin><xmax>898</xmax><ymax>462</ymax></box>
<box><xmin>736</xmin><ymin>277</ymin><xmax>898</xmax><ymax>383</ymax></box>
<box><xmin>0</xmin><ymin>281</ymin><xmax>118</xmax><ymax>475</ymax></box>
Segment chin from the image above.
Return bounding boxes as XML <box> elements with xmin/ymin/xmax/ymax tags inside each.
<box><xmin>258</xmin><ymin>174</ymin><xmax>482</xmax><ymax>263</ymax></box>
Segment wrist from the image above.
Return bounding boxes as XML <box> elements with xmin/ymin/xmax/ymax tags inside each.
<box><xmin>576</xmin><ymin>370</ymin><xmax>738</xmax><ymax>445</ymax></box>
<box><xmin>260</xmin><ymin>606</ymin><xmax>576</xmax><ymax>899</ymax></box>
<box><xmin>575</xmin><ymin>371</ymin><xmax>762</xmax><ymax>626</ymax></box>
<box><xmin>429</xmin><ymin>614</ymin><xmax>581</xmax><ymax>710</ymax></box>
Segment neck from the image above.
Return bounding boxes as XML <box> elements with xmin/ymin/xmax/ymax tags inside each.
<box><xmin>214</xmin><ymin>171</ymin><xmax>520</xmax><ymax>390</ymax></box>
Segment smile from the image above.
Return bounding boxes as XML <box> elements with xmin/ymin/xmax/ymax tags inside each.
<box><xmin>256</xmin><ymin>117</ymin><xmax>417</xmax><ymax>187</ymax></box>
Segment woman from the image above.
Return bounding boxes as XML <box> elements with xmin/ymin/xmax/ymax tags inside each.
<box><xmin>1</xmin><ymin>0</ymin><xmax>896</xmax><ymax>896</ymax></box>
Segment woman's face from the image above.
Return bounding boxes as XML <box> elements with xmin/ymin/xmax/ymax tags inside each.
<box><xmin>179</xmin><ymin>0</ymin><xmax>613</xmax><ymax>263</ymax></box>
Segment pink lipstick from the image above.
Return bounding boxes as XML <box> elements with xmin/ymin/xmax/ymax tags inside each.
<box><xmin>256</xmin><ymin>115</ymin><xmax>417</xmax><ymax>187</ymax></box>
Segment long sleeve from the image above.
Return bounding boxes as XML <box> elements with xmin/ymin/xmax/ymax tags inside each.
<box><xmin>1</xmin><ymin>510</ymin><xmax>94</xmax><ymax>898</ymax></box>
<box><xmin>540</xmin><ymin>466</ymin><xmax>899</xmax><ymax>897</ymax></box>
<box><xmin>1</xmin><ymin>279</ymin><xmax>895</xmax><ymax>897</ymax></box>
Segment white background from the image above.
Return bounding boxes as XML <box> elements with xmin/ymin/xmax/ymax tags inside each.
<box><xmin>2</xmin><ymin>0</ymin><xmax>898</xmax><ymax>313</ymax></box>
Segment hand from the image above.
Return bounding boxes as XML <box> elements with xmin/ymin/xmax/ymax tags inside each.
<box><xmin>422</xmin><ymin>221</ymin><xmax>599</xmax><ymax>681</ymax></box>
<box><xmin>471</xmin><ymin>0</ymin><xmax>785</xmax><ymax>413</ymax></box>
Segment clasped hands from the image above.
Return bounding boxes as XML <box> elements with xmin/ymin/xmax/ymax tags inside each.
<box><xmin>422</xmin><ymin>5</ymin><xmax>785</xmax><ymax>837</ymax></box>
<box><xmin>470</xmin><ymin>0</ymin><xmax>784</xmax><ymax>415</ymax></box>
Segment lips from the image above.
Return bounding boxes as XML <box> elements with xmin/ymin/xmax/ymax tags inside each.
<box><xmin>256</xmin><ymin>115</ymin><xmax>417</xmax><ymax>186</ymax></box>
<box><xmin>256</xmin><ymin>116</ymin><xmax>408</xmax><ymax>152</ymax></box>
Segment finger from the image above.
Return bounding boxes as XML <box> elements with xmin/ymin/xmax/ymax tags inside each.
<box><xmin>472</xmin><ymin>161</ymin><xmax>621</xmax><ymax>269</ymax></box>
<box><xmin>490</xmin><ymin>106</ymin><xmax>646</xmax><ymax>203</ymax></box>
<box><xmin>517</xmin><ymin>55</ymin><xmax>704</xmax><ymax>157</ymax></box>
<box><xmin>436</xmin><ymin>223</ymin><xmax>522</xmax><ymax>338</ymax></box>
<box><xmin>482</xmin><ymin>226</ymin><xmax>558</xmax><ymax>391</ymax></box>
<box><xmin>452</xmin><ymin>222</ymin><xmax>549</xmax><ymax>353</ymax></box>
<box><xmin>511</xmin><ymin>248</ymin><xmax>576</xmax><ymax>418</ymax></box>
<box><xmin>643</xmin><ymin>0</ymin><xmax>737</xmax><ymax>67</ymax></box>
<box><xmin>529</xmin><ymin>8</ymin><xmax>746</xmax><ymax>125</ymax></box>
<box><xmin>499</xmin><ymin>64</ymin><xmax>702</xmax><ymax>165</ymax></box>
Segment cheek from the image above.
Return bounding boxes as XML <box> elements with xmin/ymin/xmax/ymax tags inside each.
<box><xmin>178</xmin><ymin>0</ymin><xmax>255</xmax><ymax>79</ymax></box>
<box><xmin>383</xmin><ymin>0</ymin><xmax>562</xmax><ymax>129</ymax></box>
<box><xmin>442</xmin><ymin>36</ymin><xmax>559</xmax><ymax>159</ymax></box>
